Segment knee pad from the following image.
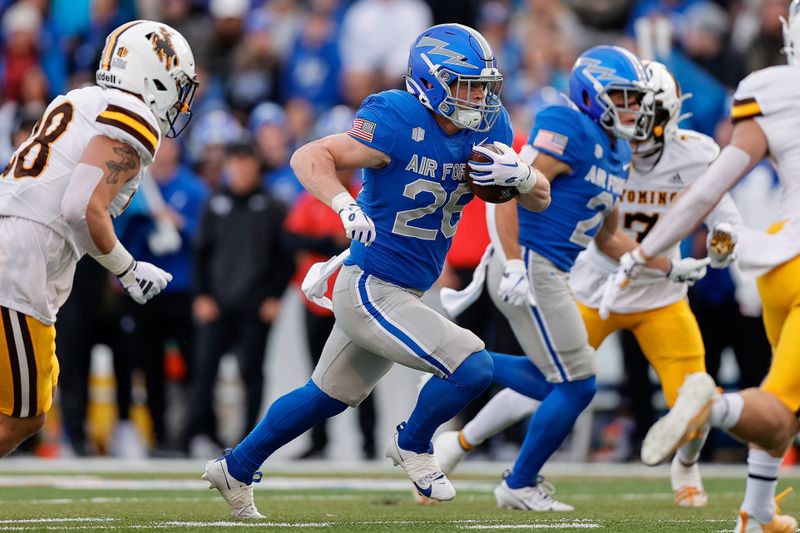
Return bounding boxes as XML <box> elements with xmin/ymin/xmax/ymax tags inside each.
<box><xmin>450</xmin><ymin>349</ymin><xmax>494</xmax><ymax>393</ymax></box>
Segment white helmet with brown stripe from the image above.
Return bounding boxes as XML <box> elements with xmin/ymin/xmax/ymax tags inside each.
<box><xmin>96</xmin><ymin>20</ymin><xmax>198</xmax><ymax>137</ymax></box>
<box><xmin>782</xmin><ymin>0</ymin><xmax>800</xmax><ymax>66</ymax></box>
<box><xmin>642</xmin><ymin>60</ymin><xmax>689</xmax><ymax>142</ymax></box>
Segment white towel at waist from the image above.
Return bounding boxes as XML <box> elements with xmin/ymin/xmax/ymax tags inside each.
<box><xmin>301</xmin><ymin>249</ymin><xmax>351</xmax><ymax>311</ymax></box>
<box><xmin>439</xmin><ymin>245</ymin><xmax>493</xmax><ymax>318</ymax></box>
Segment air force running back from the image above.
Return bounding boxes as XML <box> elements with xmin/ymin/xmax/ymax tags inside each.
<box><xmin>203</xmin><ymin>24</ymin><xmax>540</xmax><ymax>520</ymax></box>
<box><xmin>345</xmin><ymin>89</ymin><xmax>512</xmax><ymax>290</ymax></box>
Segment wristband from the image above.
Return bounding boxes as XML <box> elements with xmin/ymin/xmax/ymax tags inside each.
<box><xmin>331</xmin><ymin>191</ymin><xmax>357</xmax><ymax>214</ymax></box>
<box><xmin>94</xmin><ymin>240</ymin><xmax>135</xmax><ymax>276</ymax></box>
<box><xmin>504</xmin><ymin>258</ymin><xmax>527</xmax><ymax>273</ymax></box>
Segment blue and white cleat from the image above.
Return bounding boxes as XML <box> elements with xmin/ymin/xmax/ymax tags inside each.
<box><xmin>202</xmin><ymin>449</ymin><xmax>265</xmax><ymax>519</ymax></box>
<box><xmin>385</xmin><ymin>426</ymin><xmax>456</xmax><ymax>502</ymax></box>
<box><xmin>494</xmin><ymin>477</ymin><xmax>574</xmax><ymax>511</ymax></box>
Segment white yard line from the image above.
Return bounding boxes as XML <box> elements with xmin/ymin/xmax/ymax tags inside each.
<box><xmin>0</xmin><ymin>519</ymin><xmax>115</xmax><ymax>524</ymax></box>
<box><xmin>0</xmin><ymin>476</ymin><xmax>497</xmax><ymax>492</ymax></box>
<box><xmin>2</xmin><ymin>457</ymin><xmax>789</xmax><ymax>479</ymax></box>
<box><xmin>0</xmin><ymin>518</ymin><xmax>740</xmax><ymax>531</ymax></box>
<box><xmin>461</xmin><ymin>524</ymin><xmax>602</xmax><ymax>530</ymax></box>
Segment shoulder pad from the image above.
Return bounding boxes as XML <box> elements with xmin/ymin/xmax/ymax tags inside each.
<box><xmin>671</xmin><ymin>129</ymin><xmax>720</xmax><ymax>168</ymax></box>
<box><xmin>732</xmin><ymin>66</ymin><xmax>800</xmax><ymax>123</ymax></box>
<box><xmin>94</xmin><ymin>89</ymin><xmax>161</xmax><ymax>164</ymax></box>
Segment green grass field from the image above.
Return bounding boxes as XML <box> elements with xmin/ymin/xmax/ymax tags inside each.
<box><xmin>0</xmin><ymin>463</ymin><xmax>797</xmax><ymax>532</ymax></box>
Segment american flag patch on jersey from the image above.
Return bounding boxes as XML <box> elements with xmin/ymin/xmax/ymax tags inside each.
<box><xmin>533</xmin><ymin>130</ymin><xmax>569</xmax><ymax>156</ymax></box>
<box><xmin>348</xmin><ymin>118</ymin><xmax>376</xmax><ymax>143</ymax></box>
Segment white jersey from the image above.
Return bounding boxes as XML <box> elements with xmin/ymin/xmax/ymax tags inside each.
<box><xmin>729</xmin><ymin>65</ymin><xmax>800</xmax><ymax>278</ymax></box>
<box><xmin>0</xmin><ymin>86</ymin><xmax>161</xmax><ymax>324</ymax></box>
<box><xmin>570</xmin><ymin>129</ymin><xmax>741</xmax><ymax>313</ymax></box>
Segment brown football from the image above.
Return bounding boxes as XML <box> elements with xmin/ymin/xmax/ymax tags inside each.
<box><xmin>465</xmin><ymin>144</ymin><xmax>520</xmax><ymax>204</ymax></box>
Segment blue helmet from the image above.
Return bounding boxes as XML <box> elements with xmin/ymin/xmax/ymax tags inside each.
<box><xmin>405</xmin><ymin>24</ymin><xmax>503</xmax><ymax>132</ymax></box>
<box><xmin>569</xmin><ymin>45</ymin><xmax>654</xmax><ymax>141</ymax></box>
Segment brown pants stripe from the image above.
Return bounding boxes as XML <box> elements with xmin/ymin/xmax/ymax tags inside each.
<box><xmin>1</xmin><ymin>307</ymin><xmax>22</xmax><ymax>417</ymax></box>
<box><xmin>17</xmin><ymin>312</ymin><xmax>37</xmax><ymax>416</ymax></box>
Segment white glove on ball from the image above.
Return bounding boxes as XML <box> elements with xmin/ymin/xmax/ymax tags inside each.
<box><xmin>469</xmin><ymin>141</ymin><xmax>537</xmax><ymax>194</ymax></box>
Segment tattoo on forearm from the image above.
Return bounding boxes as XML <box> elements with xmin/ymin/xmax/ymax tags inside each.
<box><xmin>105</xmin><ymin>145</ymin><xmax>138</xmax><ymax>184</ymax></box>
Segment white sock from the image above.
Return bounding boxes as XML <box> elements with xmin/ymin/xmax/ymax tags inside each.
<box><xmin>741</xmin><ymin>448</ymin><xmax>781</xmax><ymax>524</ymax></box>
<box><xmin>462</xmin><ymin>388</ymin><xmax>538</xmax><ymax>447</ymax></box>
<box><xmin>677</xmin><ymin>422</ymin><xmax>709</xmax><ymax>465</ymax></box>
<box><xmin>709</xmin><ymin>392</ymin><xmax>744</xmax><ymax>429</ymax></box>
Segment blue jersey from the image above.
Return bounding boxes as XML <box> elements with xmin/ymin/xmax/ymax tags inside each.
<box><xmin>519</xmin><ymin>105</ymin><xmax>631</xmax><ymax>272</ymax></box>
<box><xmin>345</xmin><ymin>90</ymin><xmax>513</xmax><ymax>290</ymax></box>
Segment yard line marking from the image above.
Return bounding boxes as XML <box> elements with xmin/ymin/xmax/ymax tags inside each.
<box><xmin>157</xmin><ymin>522</ymin><xmax>332</xmax><ymax>528</ymax></box>
<box><xmin>0</xmin><ymin>519</ymin><xmax>741</xmax><ymax>531</ymax></box>
<box><xmin>0</xmin><ymin>476</ymin><xmax>497</xmax><ymax>492</ymax></box>
<box><xmin>461</xmin><ymin>524</ymin><xmax>602</xmax><ymax>530</ymax></box>
<box><xmin>0</xmin><ymin>518</ymin><xmax>115</xmax><ymax>524</ymax></box>
<box><xmin>0</xmin><ymin>495</ymin><xmax>362</xmax><ymax>506</ymax></box>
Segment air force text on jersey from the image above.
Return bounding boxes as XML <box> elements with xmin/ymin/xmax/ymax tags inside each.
<box><xmin>404</xmin><ymin>155</ymin><xmax>467</xmax><ymax>182</ymax></box>
<box><xmin>582</xmin><ymin>164</ymin><xmax>626</xmax><ymax>196</ymax></box>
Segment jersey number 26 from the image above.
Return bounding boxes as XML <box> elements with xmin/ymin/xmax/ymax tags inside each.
<box><xmin>392</xmin><ymin>180</ymin><xmax>471</xmax><ymax>240</ymax></box>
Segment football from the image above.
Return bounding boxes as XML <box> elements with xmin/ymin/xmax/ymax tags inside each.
<box><xmin>465</xmin><ymin>144</ymin><xmax>520</xmax><ymax>204</ymax></box>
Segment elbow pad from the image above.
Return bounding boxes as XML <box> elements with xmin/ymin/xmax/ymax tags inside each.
<box><xmin>60</xmin><ymin>163</ymin><xmax>104</xmax><ymax>255</ymax></box>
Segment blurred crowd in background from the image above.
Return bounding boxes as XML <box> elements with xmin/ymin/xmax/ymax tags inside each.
<box><xmin>0</xmin><ymin>0</ymin><xmax>789</xmax><ymax>463</ymax></box>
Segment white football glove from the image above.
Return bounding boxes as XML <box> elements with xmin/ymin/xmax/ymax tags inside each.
<box><xmin>332</xmin><ymin>192</ymin><xmax>376</xmax><ymax>246</ymax></box>
<box><xmin>706</xmin><ymin>222</ymin><xmax>737</xmax><ymax>268</ymax></box>
<box><xmin>118</xmin><ymin>261</ymin><xmax>173</xmax><ymax>304</ymax></box>
<box><xmin>469</xmin><ymin>141</ymin><xmax>537</xmax><ymax>194</ymax></box>
<box><xmin>667</xmin><ymin>257</ymin><xmax>711</xmax><ymax>286</ymax></box>
<box><xmin>599</xmin><ymin>249</ymin><xmax>647</xmax><ymax>319</ymax></box>
<box><xmin>498</xmin><ymin>259</ymin><xmax>533</xmax><ymax>307</ymax></box>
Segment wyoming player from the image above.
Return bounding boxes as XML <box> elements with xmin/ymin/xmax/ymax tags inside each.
<box><xmin>617</xmin><ymin>2</ymin><xmax>800</xmax><ymax>531</ymax></box>
<box><xmin>432</xmin><ymin>62</ymin><xmax>740</xmax><ymax>508</ymax></box>
<box><xmin>0</xmin><ymin>20</ymin><xmax>197</xmax><ymax>457</ymax></box>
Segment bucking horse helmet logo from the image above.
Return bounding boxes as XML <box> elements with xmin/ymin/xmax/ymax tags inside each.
<box><xmin>151</xmin><ymin>27</ymin><xmax>179</xmax><ymax>71</ymax></box>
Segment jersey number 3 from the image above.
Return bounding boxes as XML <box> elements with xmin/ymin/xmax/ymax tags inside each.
<box><xmin>2</xmin><ymin>102</ymin><xmax>75</xmax><ymax>179</ymax></box>
<box><xmin>392</xmin><ymin>180</ymin><xmax>471</xmax><ymax>240</ymax></box>
<box><xmin>624</xmin><ymin>212</ymin><xmax>659</xmax><ymax>243</ymax></box>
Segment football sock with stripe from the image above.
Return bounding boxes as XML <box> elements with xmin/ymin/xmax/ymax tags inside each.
<box><xmin>709</xmin><ymin>392</ymin><xmax>744</xmax><ymax>429</ymax></box>
<box><xmin>504</xmin><ymin>376</ymin><xmax>596</xmax><ymax>489</ymax></box>
<box><xmin>226</xmin><ymin>380</ymin><xmax>347</xmax><ymax>484</ymax></box>
<box><xmin>398</xmin><ymin>349</ymin><xmax>493</xmax><ymax>454</ymax></box>
<box><xmin>742</xmin><ymin>448</ymin><xmax>781</xmax><ymax>524</ymax></box>
<box><xmin>461</xmin><ymin>388</ymin><xmax>539</xmax><ymax>448</ymax></box>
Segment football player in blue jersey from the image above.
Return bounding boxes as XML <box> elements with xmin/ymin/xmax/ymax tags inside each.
<box><xmin>201</xmin><ymin>23</ymin><xmax>551</xmax><ymax>519</ymax></box>
<box><xmin>441</xmin><ymin>46</ymin><xmax>709</xmax><ymax>511</ymax></box>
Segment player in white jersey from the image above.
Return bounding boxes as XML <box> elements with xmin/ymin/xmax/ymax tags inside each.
<box><xmin>610</xmin><ymin>3</ymin><xmax>800</xmax><ymax>531</ymax></box>
<box><xmin>431</xmin><ymin>62</ymin><xmax>741</xmax><ymax>508</ymax></box>
<box><xmin>0</xmin><ymin>20</ymin><xmax>197</xmax><ymax>458</ymax></box>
